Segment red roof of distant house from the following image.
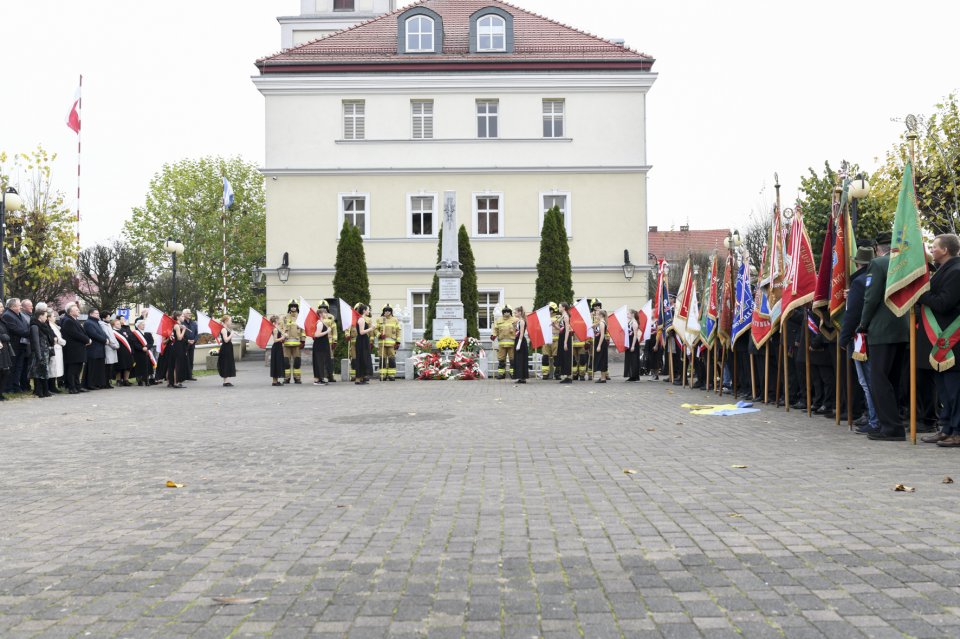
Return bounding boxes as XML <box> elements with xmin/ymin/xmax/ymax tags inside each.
<box><xmin>648</xmin><ymin>228</ymin><xmax>730</xmax><ymax>261</ymax></box>
<box><xmin>257</xmin><ymin>0</ymin><xmax>654</xmax><ymax>73</ymax></box>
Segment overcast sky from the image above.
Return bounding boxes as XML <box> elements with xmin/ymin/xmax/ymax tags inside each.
<box><xmin>2</xmin><ymin>0</ymin><xmax>957</xmax><ymax>248</ymax></box>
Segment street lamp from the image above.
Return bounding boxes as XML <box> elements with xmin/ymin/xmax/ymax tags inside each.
<box><xmin>163</xmin><ymin>238</ymin><xmax>185</xmax><ymax>310</ymax></box>
<box><xmin>277</xmin><ymin>252</ymin><xmax>290</xmax><ymax>284</ymax></box>
<box><xmin>848</xmin><ymin>173</ymin><xmax>871</xmax><ymax>233</ymax></box>
<box><xmin>622</xmin><ymin>249</ymin><xmax>636</xmax><ymax>281</ymax></box>
<box><xmin>251</xmin><ymin>265</ymin><xmax>266</xmax><ymax>294</ymax></box>
<box><xmin>0</xmin><ymin>187</ymin><xmax>24</xmax><ymax>301</ymax></box>
<box><xmin>723</xmin><ymin>229</ymin><xmax>741</xmax><ymax>250</ymax></box>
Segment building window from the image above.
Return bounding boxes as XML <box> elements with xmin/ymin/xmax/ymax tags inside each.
<box><xmin>543</xmin><ymin>99</ymin><xmax>565</xmax><ymax>138</ymax></box>
<box><xmin>476</xmin><ymin>100</ymin><xmax>498</xmax><ymax>138</ymax></box>
<box><xmin>540</xmin><ymin>191</ymin><xmax>572</xmax><ymax>237</ymax></box>
<box><xmin>406</xmin><ymin>15</ymin><xmax>434</xmax><ymax>52</ymax></box>
<box><xmin>473</xmin><ymin>193</ymin><xmax>503</xmax><ymax>237</ymax></box>
<box><xmin>476</xmin><ymin>15</ymin><xmax>506</xmax><ymax>51</ymax></box>
<box><xmin>412</xmin><ymin>100</ymin><xmax>434</xmax><ymax>139</ymax></box>
<box><xmin>343</xmin><ymin>100</ymin><xmax>365</xmax><ymax>140</ymax></box>
<box><xmin>409</xmin><ymin>194</ymin><xmax>436</xmax><ymax>237</ymax></box>
<box><xmin>411</xmin><ymin>291</ymin><xmax>430</xmax><ymax>332</ymax></box>
<box><xmin>478</xmin><ymin>291</ymin><xmax>502</xmax><ymax>331</ymax></box>
<box><xmin>339</xmin><ymin>194</ymin><xmax>369</xmax><ymax>237</ymax></box>
<box><xmin>333</xmin><ymin>0</ymin><xmax>354</xmax><ymax>10</ymax></box>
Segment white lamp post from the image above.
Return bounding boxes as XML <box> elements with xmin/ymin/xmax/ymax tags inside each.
<box><xmin>163</xmin><ymin>238</ymin><xmax>185</xmax><ymax>310</ymax></box>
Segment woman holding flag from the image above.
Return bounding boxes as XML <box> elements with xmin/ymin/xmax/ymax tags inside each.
<box><xmin>594</xmin><ymin>310</ymin><xmax>609</xmax><ymax>383</ymax></box>
<box><xmin>558</xmin><ymin>302</ymin><xmax>573</xmax><ymax>384</ymax></box>
<box><xmin>217</xmin><ymin>315</ymin><xmax>237</xmax><ymax>386</ymax></box>
<box><xmin>354</xmin><ymin>304</ymin><xmax>373</xmax><ymax>385</ymax></box>
<box><xmin>166</xmin><ymin>311</ymin><xmax>189</xmax><ymax>388</ymax></box>
<box><xmin>513</xmin><ymin>306</ymin><xmax>529</xmax><ymax>384</ymax></box>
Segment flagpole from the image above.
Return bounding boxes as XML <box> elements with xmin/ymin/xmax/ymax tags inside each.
<box><xmin>907</xmin><ymin>125</ymin><xmax>919</xmax><ymax>445</ymax></box>
<box><xmin>805</xmin><ymin>308</ymin><xmax>812</xmax><ymax>417</ymax></box>
<box><xmin>222</xmin><ymin>199</ymin><xmax>228</xmax><ymax>314</ymax></box>
<box><xmin>764</xmin><ymin>344</ymin><xmax>770</xmax><ymax>404</ymax></box>
<box><xmin>783</xmin><ymin>315</ymin><xmax>790</xmax><ymax>413</ymax></box>
<box><xmin>76</xmin><ymin>74</ymin><xmax>82</xmax><ymax>253</ymax></box>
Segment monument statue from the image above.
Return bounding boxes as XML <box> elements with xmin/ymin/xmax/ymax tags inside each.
<box><xmin>431</xmin><ymin>191</ymin><xmax>467</xmax><ymax>340</ymax></box>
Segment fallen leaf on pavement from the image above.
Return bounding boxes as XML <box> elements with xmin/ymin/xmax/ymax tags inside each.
<box><xmin>893</xmin><ymin>484</ymin><xmax>915</xmax><ymax>492</ymax></box>
<box><xmin>407</xmin><ymin>412</ymin><xmax>417</xmax><ymax>416</ymax></box>
<box><xmin>943</xmin><ymin>476</ymin><xmax>954</xmax><ymax>484</ymax></box>
<box><xmin>731</xmin><ymin>465</ymin><xmax>748</xmax><ymax>469</ymax></box>
<box><xmin>212</xmin><ymin>596</ymin><xmax>264</xmax><ymax>605</ymax></box>
<box><xmin>623</xmin><ymin>469</ymin><xmax>637</xmax><ymax>475</ymax></box>
<box><xmin>166</xmin><ymin>480</ymin><xmax>184</xmax><ymax>488</ymax></box>
<box><xmin>647</xmin><ymin>428</ymin><xmax>656</xmax><ymax>432</ymax></box>
<box><xmin>675</xmin><ymin>422</ymin><xmax>684</xmax><ymax>425</ymax></box>
<box><xmin>727</xmin><ymin>513</ymin><xmax>743</xmax><ymax>518</ymax></box>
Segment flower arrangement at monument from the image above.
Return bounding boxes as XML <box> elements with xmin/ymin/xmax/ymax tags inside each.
<box><xmin>412</xmin><ymin>337</ymin><xmax>486</xmax><ymax>380</ymax></box>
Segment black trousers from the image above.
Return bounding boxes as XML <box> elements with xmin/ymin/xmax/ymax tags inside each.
<box><xmin>65</xmin><ymin>363</ymin><xmax>83</xmax><ymax>392</ymax></box>
<box><xmin>870</xmin><ymin>342</ymin><xmax>906</xmax><ymax>435</ymax></box>
<box><xmin>312</xmin><ymin>344</ymin><xmax>332</xmax><ymax>380</ymax></box>
<box><xmin>6</xmin><ymin>350</ymin><xmax>29</xmax><ymax>393</ymax></box>
<box><xmin>811</xmin><ymin>362</ymin><xmax>835</xmax><ymax>410</ymax></box>
<box><xmin>934</xmin><ymin>370</ymin><xmax>960</xmax><ymax>435</ymax></box>
<box><xmin>84</xmin><ymin>357</ymin><xmax>106</xmax><ymax>389</ymax></box>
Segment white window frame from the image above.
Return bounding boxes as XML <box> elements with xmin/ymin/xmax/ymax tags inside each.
<box><xmin>408</xmin><ymin>289</ymin><xmax>431</xmax><ymax>336</ymax></box>
<box><xmin>411</xmin><ymin>99</ymin><xmax>434</xmax><ymax>139</ymax></box>
<box><xmin>405</xmin><ymin>15</ymin><xmax>435</xmax><ymax>52</ymax></box>
<box><xmin>476</xmin><ymin>99</ymin><xmax>499</xmax><ymax>139</ymax></box>
<box><xmin>338</xmin><ymin>192</ymin><xmax>370</xmax><ymax>238</ymax></box>
<box><xmin>342</xmin><ymin>100</ymin><xmax>365</xmax><ymax>140</ymax></box>
<box><xmin>472</xmin><ymin>191</ymin><xmax>504</xmax><ymax>238</ymax></box>
<box><xmin>476</xmin><ymin>15</ymin><xmax>506</xmax><ymax>52</ymax></box>
<box><xmin>542</xmin><ymin>99</ymin><xmax>565</xmax><ymax>138</ymax></box>
<box><xmin>333</xmin><ymin>0</ymin><xmax>354</xmax><ymax>12</ymax></box>
<box><xmin>407</xmin><ymin>192</ymin><xmax>439</xmax><ymax>238</ymax></box>
<box><xmin>477</xmin><ymin>289</ymin><xmax>504</xmax><ymax>336</ymax></box>
<box><xmin>539</xmin><ymin>191</ymin><xmax>573</xmax><ymax>237</ymax></box>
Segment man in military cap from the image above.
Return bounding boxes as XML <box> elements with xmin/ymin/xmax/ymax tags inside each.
<box><xmin>282</xmin><ymin>300</ymin><xmax>305</xmax><ymax>383</ymax></box>
<box><xmin>318</xmin><ymin>300</ymin><xmax>338</xmax><ymax>382</ymax></box>
<box><xmin>375</xmin><ymin>304</ymin><xmax>402</xmax><ymax>380</ymax></box>
<box><xmin>858</xmin><ymin>231</ymin><xmax>911</xmax><ymax>441</ymax></box>
<box><xmin>540</xmin><ymin>302</ymin><xmax>561</xmax><ymax>379</ymax></box>
<box><xmin>491</xmin><ymin>306</ymin><xmax>517</xmax><ymax>379</ymax></box>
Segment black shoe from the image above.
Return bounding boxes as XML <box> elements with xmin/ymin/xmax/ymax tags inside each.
<box><xmin>853</xmin><ymin>415</ymin><xmax>869</xmax><ymax>427</ymax></box>
<box><xmin>596</xmin><ymin>379</ymin><xmax>606</xmax><ymax>384</ymax></box>
<box><xmin>867</xmin><ymin>431</ymin><xmax>906</xmax><ymax>441</ymax></box>
<box><xmin>855</xmin><ymin>424</ymin><xmax>879</xmax><ymax>435</ymax></box>
<box><xmin>327</xmin><ymin>378</ymin><xmax>336</xmax><ymax>383</ymax></box>
<box><xmin>822</xmin><ymin>411</ymin><xmax>836</xmax><ymax>419</ymax></box>
<box><xmin>559</xmin><ymin>378</ymin><xmax>572</xmax><ymax>384</ymax></box>
<box><xmin>187</xmin><ymin>377</ymin><xmax>198</xmax><ymax>381</ymax></box>
<box><xmin>792</xmin><ymin>402</ymin><xmax>806</xmax><ymax>410</ymax></box>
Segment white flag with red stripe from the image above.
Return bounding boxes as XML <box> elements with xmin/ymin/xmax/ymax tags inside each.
<box><xmin>852</xmin><ymin>332</ymin><xmax>868</xmax><ymax>362</ymax></box>
<box><xmin>638</xmin><ymin>300</ymin><xmax>654</xmax><ymax>342</ymax></box>
<box><xmin>570</xmin><ymin>298</ymin><xmax>593</xmax><ymax>341</ymax></box>
<box><xmin>196</xmin><ymin>310</ymin><xmax>224</xmax><ymax>336</ymax></box>
<box><xmin>243</xmin><ymin>308</ymin><xmax>273</xmax><ymax>348</ymax></box>
<box><xmin>65</xmin><ymin>85</ymin><xmax>81</xmax><ymax>134</ymax></box>
<box><xmin>338</xmin><ymin>298</ymin><xmax>360</xmax><ymax>332</ymax></box>
<box><xmin>526</xmin><ymin>306</ymin><xmax>553</xmax><ymax>349</ymax></box>
<box><xmin>296</xmin><ymin>297</ymin><xmax>320</xmax><ymax>335</ymax></box>
<box><xmin>143</xmin><ymin>306</ymin><xmax>174</xmax><ymax>339</ymax></box>
<box><xmin>608</xmin><ymin>305</ymin><xmax>630</xmax><ymax>353</ymax></box>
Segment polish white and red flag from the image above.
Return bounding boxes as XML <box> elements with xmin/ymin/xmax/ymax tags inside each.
<box><xmin>338</xmin><ymin>298</ymin><xmax>360</xmax><ymax>332</ymax></box>
<box><xmin>66</xmin><ymin>85</ymin><xmax>81</xmax><ymax>134</ymax></box>
<box><xmin>295</xmin><ymin>297</ymin><xmax>320</xmax><ymax>335</ymax></box>
<box><xmin>569</xmin><ymin>298</ymin><xmax>593</xmax><ymax>342</ymax></box>
<box><xmin>608</xmin><ymin>305</ymin><xmax>630</xmax><ymax>353</ymax></box>
<box><xmin>244</xmin><ymin>308</ymin><xmax>273</xmax><ymax>348</ymax></box>
<box><xmin>526</xmin><ymin>305</ymin><xmax>553</xmax><ymax>349</ymax></box>
<box><xmin>196</xmin><ymin>310</ymin><xmax>224</xmax><ymax>336</ymax></box>
<box><xmin>637</xmin><ymin>300</ymin><xmax>654</xmax><ymax>342</ymax></box>
<box><xmin>143</xmin><ymin>306</ymin><xmax>174</xmax><ymax>339</ymax></box>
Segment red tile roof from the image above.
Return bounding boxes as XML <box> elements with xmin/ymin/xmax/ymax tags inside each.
<box><xmin>257</xmin><ymin>0</ymin><xmax>654</xmax><ymax>73</ymax></box>
<box><xmin>648</xmin><ymin>229</ymin><xmax>730</xmax><ymax>261</ymax></box>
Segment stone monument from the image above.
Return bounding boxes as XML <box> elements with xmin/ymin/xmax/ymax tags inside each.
<box><xmin>431</xmin><ymin>191</ymin><xmax>467</xmax><ymax>340</ymax></box>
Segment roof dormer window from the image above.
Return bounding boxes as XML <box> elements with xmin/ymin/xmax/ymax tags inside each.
<box><xmin>477</xmin><ymin>15</ymin><xmax>506</xmax><ymax>51</ymax></box>
<box><xmin>469</xmin><ymin>7</ymin><xmax>515</xmax><ymax>54</ymax></box>
<box><xmin>406</xmin><ymin>15</ymin><xmax>435</xmax><ymax>52</ymax></box>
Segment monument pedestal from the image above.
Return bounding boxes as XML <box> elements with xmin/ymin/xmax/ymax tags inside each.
<box><xmin>430</xmin><ymin>191</ymin><xmax>467</xmax><ymax>341</ymax></box>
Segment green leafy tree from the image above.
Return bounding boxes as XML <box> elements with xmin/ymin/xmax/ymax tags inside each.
<box><xmin>142</xmin><ymin>270</ymin><xmax>204</xmax><ymax>314</ymax></box>
<box><xmin>423</xmin><ymin>228</ymin><xmax>443</xmax><ymax>339</ymax></box>
<box><xmin>534</xmin><ymin>206</ymin><xmax>573</xmax><ymax>309</ymax></box>
<box><xmin>123</xmin><ymin>155</ymin><xmax>264</xmax><ymax>316</ymax></box>
<box><xmin>72</xmin><ymin>241</ymin><xmax>149</xmax><ymax>313</ymax></box>
<box><xmin>458</xmin><ymin>224</ymin><xmax>479</xmax><ymax>339</ymax></box>
<box><xmin>332</xmin><ymin>221</ymin><xmax>370</xmax><ymax>366</ymax></box>
<box><xmin>0</xmin><ymin>146</ymin><xmax>77</xmax><ymax>302</ymax></box>
<box><xmin>797</xmin><ymin>161</ymin><xmax>889</xmax><ymax>264</ymax></box>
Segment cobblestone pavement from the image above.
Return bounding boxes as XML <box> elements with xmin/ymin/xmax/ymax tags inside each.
<box><xmin>3</xmin><ymin>362</ymin><xmax>960</xmax><ymax>639</ymax></box>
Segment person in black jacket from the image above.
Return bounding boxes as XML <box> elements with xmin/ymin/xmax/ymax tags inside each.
<box><xmin>0</xmin><ymin>301</ymin><xmax>13</xmax><ymax>400</ymax></box>
<box><xmin>916</xmin><ymin>234</ymin><xmax>960</xmax><ymax>447</ymax></box>
<box><xmin>182</xmin><ymin>309</ymin><xmax>199</xmax><ymax>381</ymax></box>
<box><xmin>839</xmin><ymin>246</ymin><xmax>877</xmax><ymax>433</ymax></box>
<box><xmin>83</xmin><ymin>308</ymin><xmax>109</xmax><ymax>390</ymax></box>
<box><xmin>28</xmin><ymin>308</ymin><xmax>53</xmax><ymax>398</ymax></box>
<box><xmin>60</xmin><ymin>304</ymin><xmax>90</xmax><ymax>394</ymax></box>
<box><xmin>2</xmin><ymin>297</ymin><xmax>31</xmax><ymax>394</ymax></box>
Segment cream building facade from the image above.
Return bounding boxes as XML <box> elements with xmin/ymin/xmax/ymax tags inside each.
<box><xmin>255</xmin><ymin>0</ymin><xmax>656</xmax><ymax>338</ymax></box>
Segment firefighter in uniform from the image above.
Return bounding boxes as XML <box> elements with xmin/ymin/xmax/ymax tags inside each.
<box><xmin>540</xmin><ymin>302</ymin><xmax>561</xmax><ymax>379</ymax></box>
<box><xmin>318</xmin><ymin>300</ymin><xmax>338</xmax><ymax>382</ymax></box>
<box><xmin>491</xmin><ymin>306</ymin><xmax>517</xmax><ymax>379</ymax></box>
<box><xmin>282</xmin><ymin>300</ymin><xmax>305</xmax><ymax>383</ymax></box>
<box><xmin>375</xmin><ymin>305</ymin><xmax>402</xmax><ymax>380</ymax></box>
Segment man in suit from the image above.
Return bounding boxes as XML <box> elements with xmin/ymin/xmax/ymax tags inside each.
<box><xmin>2</xmin><ymin>298</ymin><xmax>31</xmax><ymax>393</ymax></box>
<box><xmin>182</xmin><ymin>308</ymin><xmax>199</xmax><ymax>381</ymax></box>
<box><xmin>916</xmin><ymin>234</ymin><xmax>960</xmax><ymax>447</ymax></box>
<box><xmin>839</xmin><ymin>245</ymin><xmax>877</xmax><ymax>433</ymax></box>
<box><xmin>83</xmin><ymin>309</ymin><xmax>109</xmax><ymax>390</ymax></box>
<box><xmin>60</xmin><ymin>303</ymin><xmax>91</xmax><ymax>394</ymax></box>
<box><xmin>859</xmin><ymin>232</ymin><xmax>911</xmax><ymax>441</ymax></box>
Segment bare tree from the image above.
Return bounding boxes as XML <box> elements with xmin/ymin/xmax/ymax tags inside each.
<box><xmin>72</xmin><ymin>241</ymin><xmax>148</xmax><ymax>313</ymax></box>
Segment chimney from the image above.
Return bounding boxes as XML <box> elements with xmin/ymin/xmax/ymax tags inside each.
<box><xmin>648</xmin><ymin>225</ymin><xmax>657</xmax><ymax>232</ymax></box>
<box><xmin>680</xmin><ymin>224</ymin><xmax>689</xmax><ymax>232</ymax></box>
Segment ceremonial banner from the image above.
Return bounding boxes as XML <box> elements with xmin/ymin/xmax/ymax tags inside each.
<box><xmin>672</xmin><ymin>258</ymin><xmax>700</xmax><ymax>346</ymax></box>
<box><xmin>732</xmin><ymin>254</ymin><xmax>753</xmax><ymax>345</ymax></box>
<box><xmin>767</xmin><ymin>205</ymin><xmax>788</xmax><ymax>330</ymax></box>
<box><xmin>700</xmin><ymin>254</ymin><xmax>718</xmax><ymax>347</ymax></box>
<box><xmin>717</xmin><ymin>252</ymin><xmax>735</xmax><ymax>347</ymax></box>
<box><xmin>829</xmin><ymin>184</ymin><xmax>856</xmax><ymax>326</ymax></box>
<box><xmin>751</xmin><ymin>228</ymin><xmax>773</xmax><ymax>348</ymax></box>
<box><xmin>885</xmin><ymin>160</ymin><xmax>930</xmax><ymax>315</ymax></box>
<box><xmin>781</xmin><ymin>207</ymin><xmax>818</xmax><ymax>319</ymax></box>
<box><xmin>812</xmin><ymin>196</ymin><xmax>837</xmax><ymax>311</ymax></box>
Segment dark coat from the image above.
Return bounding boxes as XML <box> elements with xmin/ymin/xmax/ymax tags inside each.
<box><xmin>61</xmin><ymin>315</ymin><xmax>89</xmax><ymax>365</ymax></box>
<box><xmin>83</xmin><ymin>317</ymin><xmax>108</xmax><ymax>360</ymax></box>
<box><xmin>839</xmin><ymin>266</ymin><xmax>868</xmax><ymax>354</ymax></box>
<box><xmin>917</xmin><ymin>256</ymin><xmax>960</xmax><ymax>366</ymax></box>
<box><xmin>1</xmin><ymin>308</ymin><xmax>30</xmax><ymax>357</ymax></box>
<box><xmin>0</xmin><ymin>321</ymin><xmax>12</xmax><ymax>369</ymax></box>
<box><xmin>859</xmin><ymin>254</ymin><xmax>910</xmax><ymax>344</ymax></box>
